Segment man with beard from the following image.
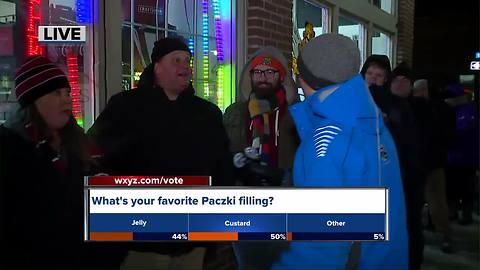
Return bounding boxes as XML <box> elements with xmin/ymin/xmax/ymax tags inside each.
<box><xmin>224</xmin><ymin>47</ymin><xmax>299</xmax><ymax>187</ymax></box>
<box><xmin>223</xmin><ymin>47</ymin><xmax>299</xmax><ymax>269</ymax></box>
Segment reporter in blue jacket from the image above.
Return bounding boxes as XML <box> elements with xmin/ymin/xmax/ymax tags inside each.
<box><xmin>273</xmin><ymin>34</ymin><xmax>408</xmax><ymax>269</ymax></box>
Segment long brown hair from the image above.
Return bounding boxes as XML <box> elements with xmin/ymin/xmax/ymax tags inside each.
<box><xmin>26</xmin><ymin>105</ymin><xmax>96</xmax><ymax>170</ymax></box>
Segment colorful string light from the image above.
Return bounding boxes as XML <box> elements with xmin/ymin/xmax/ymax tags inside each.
<box><xmin>26</xmin><ymin>0</ymin><xmax>42</xmax><ymax>56</ymax></box>
<box><xmin>212</xmin><ymin>0</ymin><xmax>224</xmax><ymax>109</ymax></box>
<box><xmin>188</xmin><ymin>37</ymin><xmax>195</xmax><ymax>86</ymax></box>
<box><xmin>202</xmin><ymin>0</ymin><xmax>209</xmax><ymax>99</ymax></box>
<box><xmin>66</xmin><ymin>51</ymin><xmax>83</xmax><ymax>127</ymax></box>
<box><xmin>76</xmin><ymin>0</ymin><xmax>93</xmax><ymax>23</ymax></box>
<box><xmin>212</xmin><ymin>0</ymin><xmax>224</xmax><ymax>62</ymax></box>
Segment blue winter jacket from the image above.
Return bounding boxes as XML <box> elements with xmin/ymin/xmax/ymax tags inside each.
<box><xmin>272</xmin><ymin>75</ymin><xmax>408</xmax><ymax>269</ymax></box>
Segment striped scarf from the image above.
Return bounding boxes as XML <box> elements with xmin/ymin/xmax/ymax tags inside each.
<box><xmin>247</xmin><ymin>88</ymin><xmax>287</xmax><ymax>167</ymax></box>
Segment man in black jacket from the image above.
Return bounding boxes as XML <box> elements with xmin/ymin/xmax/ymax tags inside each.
<box><xmin>88</xmin><ymin>37</ymin><xmax>236</xmax><ymax>269</ymax></box>
<box><xmin>389</xmin><ymin>63</ymin><xmax>425</xmax><ymax>270</ymax></box>
<box><xmin>362</xmin><ymin>56</ymin><xmax>424</xmax><ymax>270</ymax></box>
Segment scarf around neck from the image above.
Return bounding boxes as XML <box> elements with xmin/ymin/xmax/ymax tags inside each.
<box><xmin>247</xmin><ymin>87</ymin><xmax>287</xmax><ymax>167</ymax></box>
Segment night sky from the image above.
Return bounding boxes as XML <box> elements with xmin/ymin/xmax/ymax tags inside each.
<box><xmin>413</xmin><ymin>0</ymin><xmax>479</xmax><ymax>81</ymax></box>
<box><xmin>415</xmin><ymin>0</ymin><xmax>478</xmax><ymax>17</ymax></box>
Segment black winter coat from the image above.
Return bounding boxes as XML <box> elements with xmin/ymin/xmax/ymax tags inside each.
<box><xmin>0</xmin><ymin>125</ymin><xmax>125</xmax><ymax>269</ymax></box>
<box><xmin>88</xmin><ymin>85</ymin><xmax>234</xmax><ymax>184</ymax></box>
<box><xmin>87</xmin><ymin>76</ymin><xmax>234</xmax><ymax>255</ymax></box>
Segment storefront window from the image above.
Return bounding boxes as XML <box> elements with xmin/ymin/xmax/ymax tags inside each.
<box><xmin>338</xmin><ymin>15</ymin><xmax>366</xmax><ymax>65</ymax></box>
<box><xmin>0</xmin><ymin>1</ymin><xmax>15</xmax><ymax>124</ymax></box>
<box><xmin>295</xmin><ymin>0</ymin><xmax>329</xmax><ymax>40</ymax></box>
<box><xmin>0</xmin><ymin>0</ymin><xmax>96</xmax><ymax>128</ymax></box>
<box><xmin>121</xmin><ymin>0</ymin><xmax>235</xmax><ymax>111</ymax></box>
<box><xmin>294</xmin><ymin>0</ymin><xmax>329</xmax><ymax>101</ymax></box>
<box><xmin>371</xmin><ymin>29</ymin><xmax>392</xmax><ymax>60</ymax></box>
<box><xmin>373</xmin><ymin>0</ymin><xmax>393</xmax><ymax>14</ymax></box>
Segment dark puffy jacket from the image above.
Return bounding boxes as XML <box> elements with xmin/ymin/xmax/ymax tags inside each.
<box><xmin>0</xmin><ymin>122</ymin><xmax>124</xmax><ymax>269</ymax></box>
<box><xmin>88</xmin><ymin>65</ymin><xmax>235</xmax><ymax>255</ymax></box>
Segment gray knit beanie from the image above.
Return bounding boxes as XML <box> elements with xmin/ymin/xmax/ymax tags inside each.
<box><xmin>298</xmin><ymin>33</ymin><xmax>360</xmax><ymax>90</ymax></box>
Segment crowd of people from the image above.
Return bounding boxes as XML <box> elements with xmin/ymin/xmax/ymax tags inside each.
<box><xmin>0</xmin><ymin>35</ymin><xmax>477</xmax><ymax>269</ymax></box>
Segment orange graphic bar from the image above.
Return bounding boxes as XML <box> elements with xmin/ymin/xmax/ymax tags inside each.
<box><xmin>287</xmin><ymin>232</ymin><xmax>293</xmax><ymax>241</ymax></box>
<box><xmin>189</xmin><ymin>232</ymin><xmax>238</xmax><ymax>241</ymax></box>
<box><xmin>89</xmin><ymin>232</ymin><xmax>133</xmax><ymax>241</ymax></box>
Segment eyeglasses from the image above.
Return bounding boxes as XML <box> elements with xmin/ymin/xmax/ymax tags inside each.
<box><xmin>251</xmin><ymin>69</ymin><xmax>279</xmax><ymax>79</ymax></box>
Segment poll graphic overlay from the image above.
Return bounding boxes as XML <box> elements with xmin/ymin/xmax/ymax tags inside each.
<box><xmin>85</xmin><ymin>176</ymin><xmax>388</xmax><ymax>242</ymax></box>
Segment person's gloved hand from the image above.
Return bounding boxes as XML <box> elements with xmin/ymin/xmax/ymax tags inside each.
<box><xmin>233</xmin><ymin>147</ymin><xmax>260</xmax><ymax>169</ymax></box>
<box><xmin>232</xmin><ymin>147</ymin><xmax>284</xmax><ymax>186</ymax></box>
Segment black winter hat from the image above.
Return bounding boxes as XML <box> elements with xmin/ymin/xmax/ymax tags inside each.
<box><xmin>360</xmin><ymin>54</ymin><xmax>392</xmax><ymax>78</ymax></box>
<box><xmin>392</xmin><ymin>62</ymin><xmax>414</xmax><ymax>82</ymax></box>
<box><xmin>15</xmin><ymin>55</ymin><xmax>70</xmax><ymax>108</ymax></box>
<box><xmin>151</xmin><ymin>37</ymin><xmax>191</xmax><ymax>63</ymax></box>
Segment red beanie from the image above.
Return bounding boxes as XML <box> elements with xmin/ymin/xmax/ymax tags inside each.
<box><xmin>250</xmin><ymin>55</ymin><xmax>286</xmax><ymax>80</ymax></box>
<box><xmin>15</xmin><ymin>55</ymin><xmax>70</xmax><ymax>108</ymax></box>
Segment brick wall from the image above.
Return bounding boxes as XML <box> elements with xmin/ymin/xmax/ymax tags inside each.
<box><xmin>396</xmin><ymin>0</ymin><xmax>415</xmax><ymax>67</ymax></box>
<box><xmin>247</xmin><ymin>0</ymin><xmax>293</xmax><ymax>60</ymax></box>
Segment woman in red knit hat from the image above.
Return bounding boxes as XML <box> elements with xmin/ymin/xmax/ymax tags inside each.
<box><xmin>0</xmin><ymin>55</ymin><xmax>125</xmax><ymax>268</ymax></box>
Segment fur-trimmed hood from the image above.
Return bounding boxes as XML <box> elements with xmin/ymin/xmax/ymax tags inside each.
<box><xmin>238</xmin><ymin>47</ymin><xmax>298</xmax><ymax>104</ymax></box>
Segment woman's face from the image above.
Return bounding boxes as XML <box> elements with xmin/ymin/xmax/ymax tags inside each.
<box><xmin>365</xmin><ymin>65</ymin><xmax>387</xmax><ymax>87</ymax></box>
<box><xmin>34</xmin><ymin>88</ymin><xmax>72</xmax><ymax>131</ymax></box>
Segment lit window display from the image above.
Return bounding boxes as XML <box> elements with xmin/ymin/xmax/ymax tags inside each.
<box><xmin>0</xmin><ymin>0</ymin><xmax>96</xmax><ymax>128</ymax></box>
<box><xmin>121</xmin><ymin>0</ymin><xmax>235</xmax><ymax>111</ymax></box>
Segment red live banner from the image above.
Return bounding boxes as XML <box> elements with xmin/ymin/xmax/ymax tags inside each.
<box><xmin>88</xmin><ymin>176</ymin><xmax>210</xmax><ymax>186</ymax></box>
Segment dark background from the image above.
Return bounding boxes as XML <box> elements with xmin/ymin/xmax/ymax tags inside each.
<box><xmin>413</xmin><ymin>0</ymin><xmax>479</xmax><ymax>96</ymax></box>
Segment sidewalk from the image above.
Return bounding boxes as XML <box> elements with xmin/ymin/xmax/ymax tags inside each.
<box><xmin>422</xmin><ymin>214</ymin><xmax>479</xmax><ymax>270</ymax></box>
